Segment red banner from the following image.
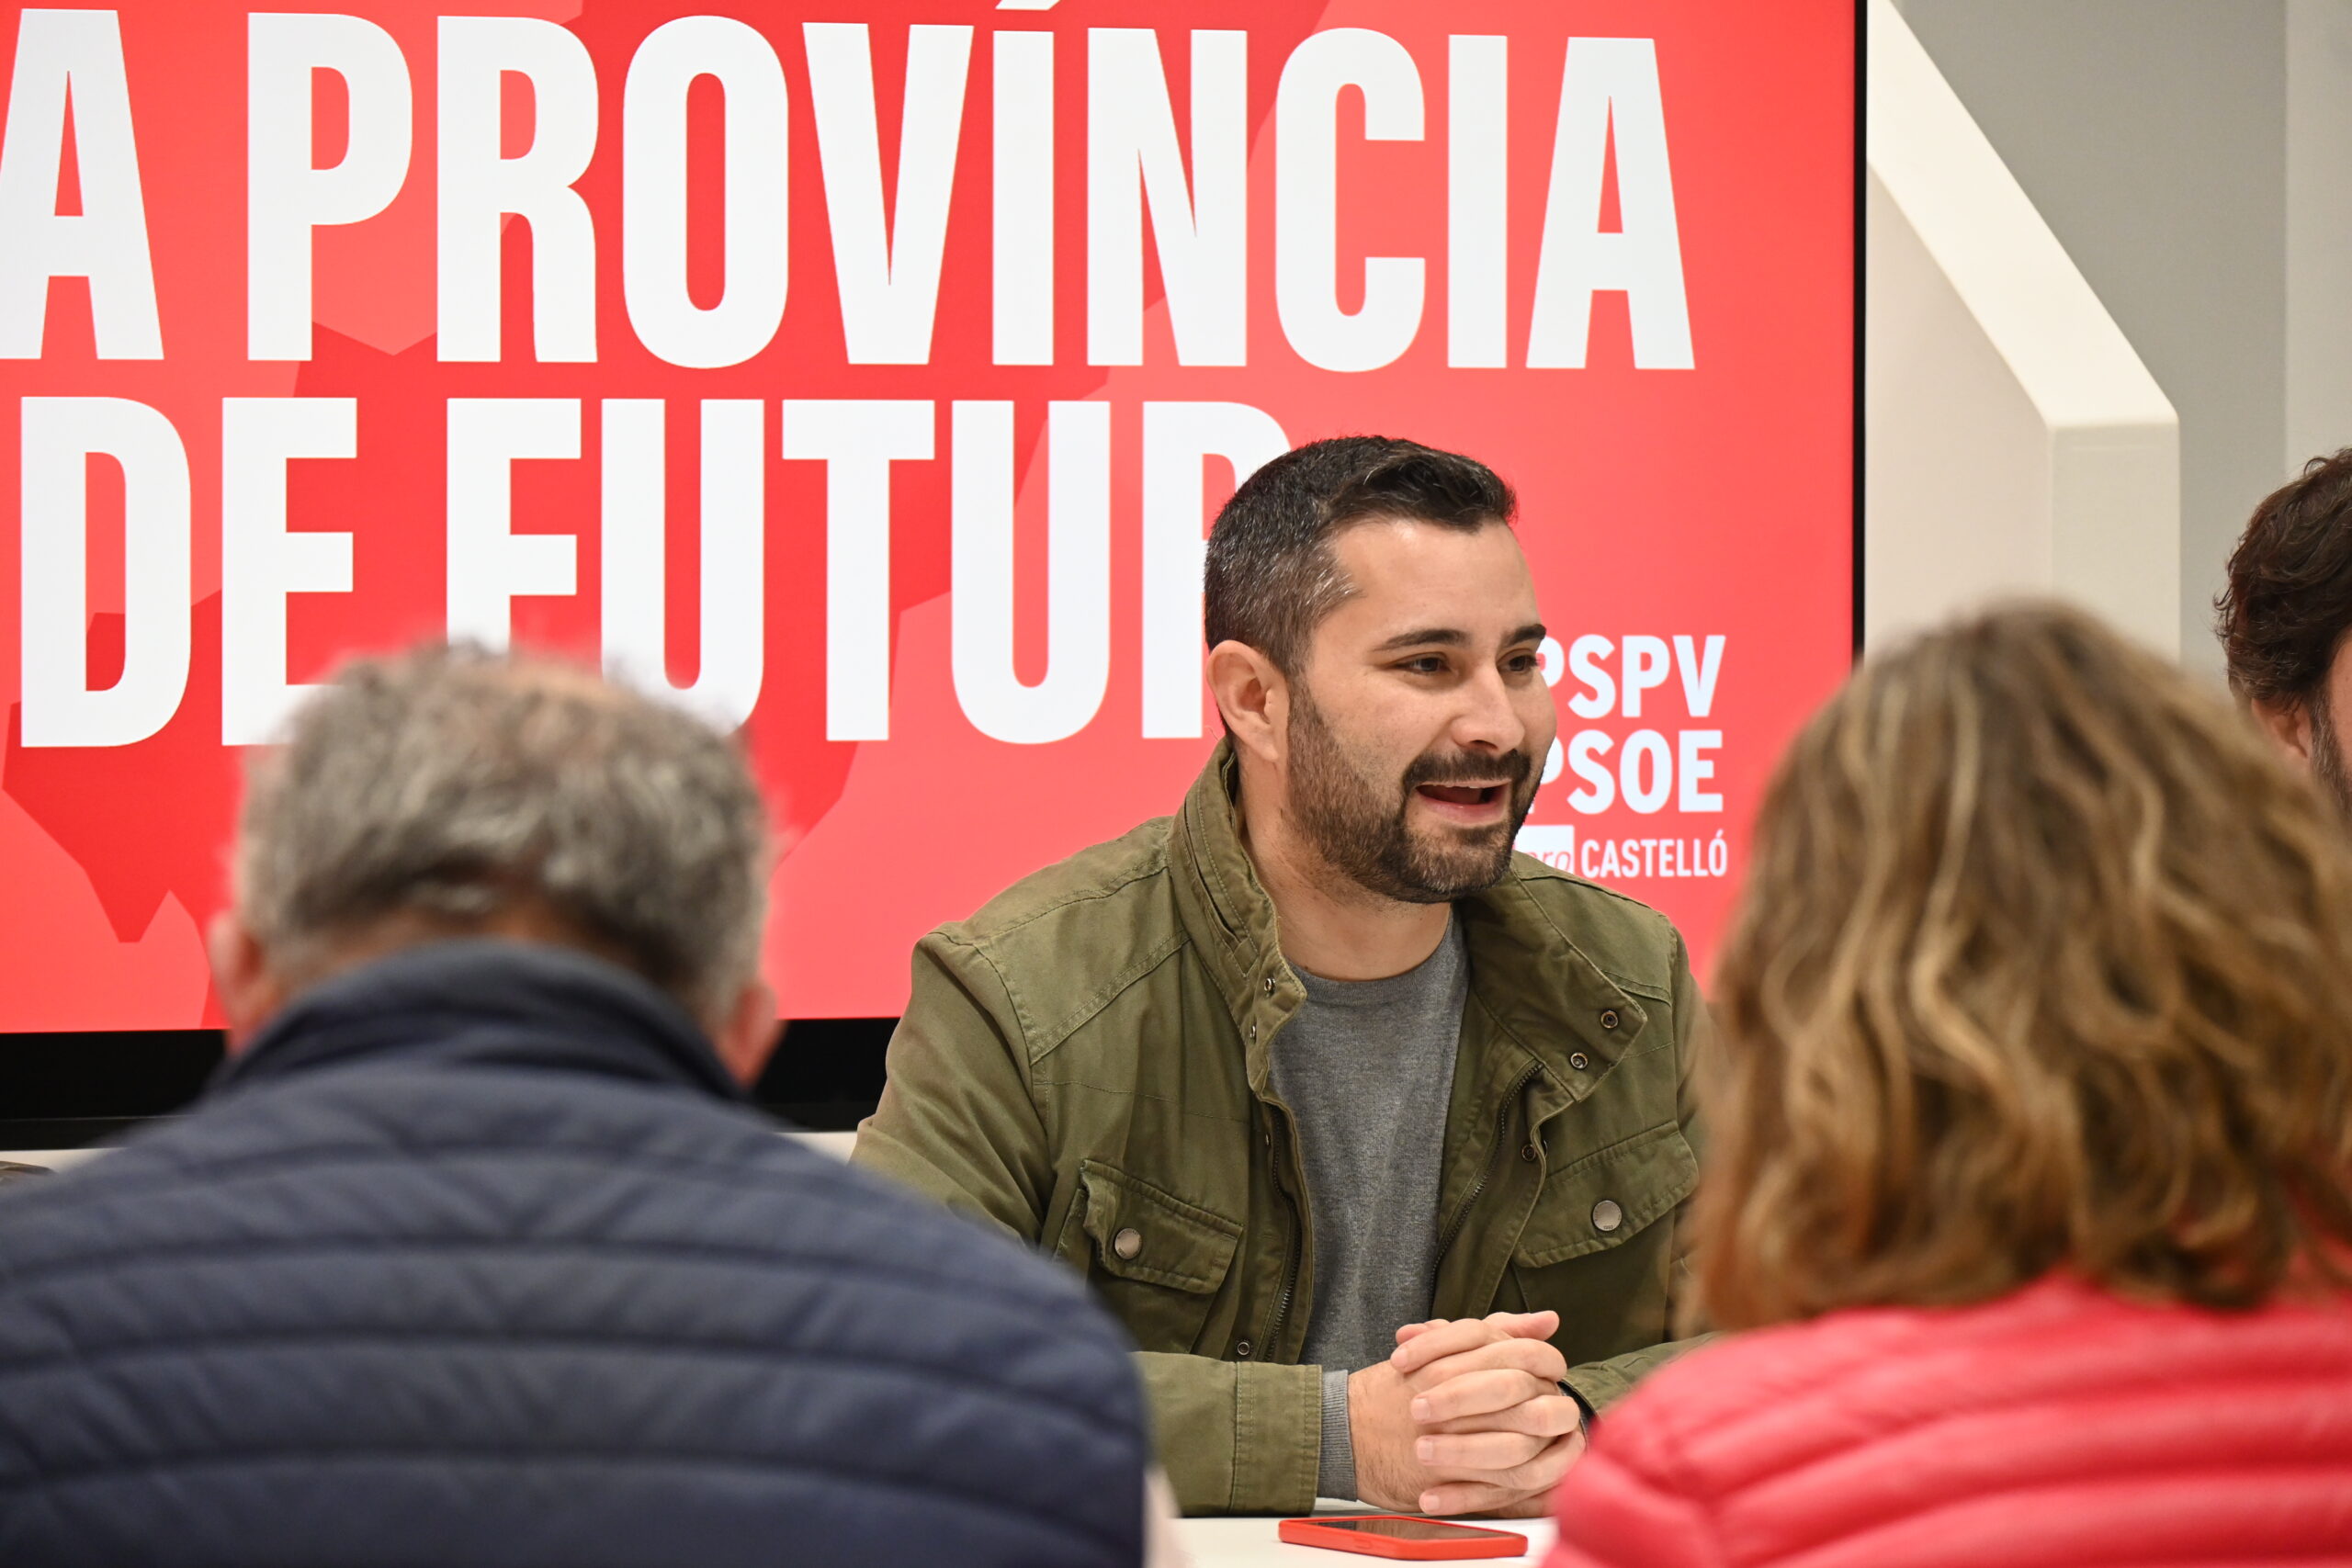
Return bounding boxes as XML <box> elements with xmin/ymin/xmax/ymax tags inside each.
<box><xmin>0</xmin><ymin>1</ymin><xmax>1854</xmax><ymax>1026</ymax></box>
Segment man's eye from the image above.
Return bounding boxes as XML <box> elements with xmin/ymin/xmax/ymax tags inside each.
<box><xmin>1399</xmin><ymin>656</ymin><xmax>1448</xmax><ymax>675</ymax></box>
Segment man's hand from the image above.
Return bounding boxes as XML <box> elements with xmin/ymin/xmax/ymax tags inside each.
<box><xmin>1396</xmin><ymin>1311</ymin><xmax>1587</xmax><ymax>1516</ymax></box>
<box><xmin>1347</xmin><ymin>1312</ymin><xmax>1588</xmax><ymax>1517</ymax></box>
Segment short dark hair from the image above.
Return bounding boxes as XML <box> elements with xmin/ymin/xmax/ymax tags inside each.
<box><xmin>2218</xmin><ymin>449</ymin><xmax>2352</xmax><ymax>707</ymax></box>
<box><xmin>1204</xmin><ymin>436</ymin><xmax>1516</xmax><ymax>673</ymax></box>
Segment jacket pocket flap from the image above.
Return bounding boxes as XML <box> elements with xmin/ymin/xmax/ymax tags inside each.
<box><xmin>1079</xmin><ymin>1160</ymin><xmax>1243</xmax><ymax>1294</ymax></box>
<box><xmin>1514</xmin><ymin>1121</ymin><xmax>1698</xmax><ymax>1269</ymax></box>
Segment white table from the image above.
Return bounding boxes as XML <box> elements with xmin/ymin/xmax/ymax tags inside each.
<box><xmin>1174</xmin><ymin>1514</ymin><xmax>1554</xmax><ymax>1565</ymax></box>
<box><xmin>0</xmin><ymin>1147</ymin><xmax>107</xmax><ymax>1174</ymax></box>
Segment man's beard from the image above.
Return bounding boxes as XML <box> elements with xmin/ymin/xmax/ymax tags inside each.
<box><xmin>1284</xmin><ymin>683</ymin><xmax>1538</xmax><ymax>905</ymax></box>
<box><xmin>2313</xmin><ymin>696</ymin><xmax>2352</xmax><ymax>820</ymax></box>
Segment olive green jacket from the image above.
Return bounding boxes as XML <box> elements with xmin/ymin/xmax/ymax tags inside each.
<box><xmin>854</xmin><ymin>745</ymin><xmax>1712</xmax><ymax>1516</ymax></box>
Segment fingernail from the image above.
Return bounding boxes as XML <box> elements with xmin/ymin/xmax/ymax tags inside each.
<box><xmin>1411</xmin><ymin>1398</ymin><xmax>1430</xmax><ymax>1421</ymax></box>
<box><xmin>1419</xmin><ymin>1494</ymin><xmax>1440</xmax><ymax>1514</ymax></box>
<box><xmin>1416</xmin><ymin>1438</ymin><xmax>1434</xmax><ymax>1461</ymax></box>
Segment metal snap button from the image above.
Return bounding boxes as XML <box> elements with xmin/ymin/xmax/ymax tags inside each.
<box><xmin>1591</xmin><ymin>1199</ymin><xmax>1623</xmax><ymax>1234</ymax></box>
<box><xmin>1235</xmin><ymin>1340</ymin><xmax>1253</xmax><ymax>1359</ymax></box>
<box><xmin>1520</xmin><ymin>1143</ymin><xmax>1538</xmax><ymax>1163</ymax></box>
<box><xmin>1600</xmin><ymin>1009</ymin><xmax>1620</xmax><ymax>1031</ymax></box>
<box><xmin>1113</xmin><ymin>1227</ymin><xmax>1143</xmax><ymax>1260</ymax></box>
<box><xmin>1263</xmin><ymin>976</ymin><xmax>1276</xmax><ymax>998</ymax></box>
<box><xmin>1569</xmin><ymin>1052</ymin><xmax>1589</xmax><ymax>1071</ymax></box>
<box><xmin>1248</xmin><ymin>1021</ymin><xmax>1258</xmax><ymax>1041</ymax></box>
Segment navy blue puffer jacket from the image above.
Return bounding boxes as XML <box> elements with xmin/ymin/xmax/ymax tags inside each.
<box><xmin>0</xmin><ymin>941</ymin><xmax>1149</xmax><ymax>1566</ymax></box>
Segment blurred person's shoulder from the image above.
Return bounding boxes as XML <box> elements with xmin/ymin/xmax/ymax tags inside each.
<box><xmin>1498</xmin><ymin>852</ymin><xmax>1690</xmax><ymax>999</ymax></box>
<box><xmin>1574</xmin><ymin>1275</ymin><xmax>2352</xmax><ymax>1488</ymax></box>
<box><xmin>0</xmin><ymin>1056</ymin><xmax>1133</xmax><ymax>1355</ymax></box>
<box><xmin>0</xmin><ymin>1018</ymin><xmax>1151</xmax><ymax>1566</ymax></box>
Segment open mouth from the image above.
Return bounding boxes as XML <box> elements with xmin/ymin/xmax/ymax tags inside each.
<box><xmin>1414</xmin><ymin>783</ymin><xmax>1507</xmax><ymax>809</ymax></box>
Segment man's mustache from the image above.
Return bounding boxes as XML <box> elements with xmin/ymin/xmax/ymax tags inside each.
<box><xmin>1400</xmin><ymin>749</ymin><xmax>1535</xmax><ymax>791</ymax></box>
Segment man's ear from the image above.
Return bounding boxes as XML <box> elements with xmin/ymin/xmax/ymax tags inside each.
<box><xmin>207</xmin><ymin>911</ymin><xmax>288</xmax><ymax>1052</ymax></box>
<box><xmin>707</xmin><ymin>976</ymin><xmax>781</xmax><ymax>1087</ymax></box>
<box><xmin>2251</xmin><ymin>695</ymin><xmax>2316</xmax><ymax>767</ymax></box>
<box><xmin>1206</xmin><ymin>639</ymin><xmax>1289</xmax><ymax>763</ymax></box>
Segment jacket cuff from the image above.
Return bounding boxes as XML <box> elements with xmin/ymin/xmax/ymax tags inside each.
<box><xmin>1229</xmin><ymin>1359</ymin><xmax>1325</xmax><ymax>1516</ymax></box>
<box><xmin>1560</xmin><ymin>1360</ymin><xmax>1637</xmax><ymax>1417</ymax></box>
<box><xmin>1557</xmin><ymin>1377</ymin><xmax>1599</xmax><ymax>1433</ymax></box>
<box><xmin>1317</xmin><ymin>1366</ymin><xmax>1358</xmax><ymax>1500</ymax></box>
<box><xmin>1562</xmin><ymin>1331</ymin><xmax>1715</xmax><ymax>1419</ymax></box>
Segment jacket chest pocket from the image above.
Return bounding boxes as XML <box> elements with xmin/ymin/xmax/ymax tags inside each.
<box><xmin>1508</xmin><ymin>1120</ymin><xmax>1697</xmax><ymax>1361</ymax></box>
<box><xmin>1058</xmin><ymin>1158</ymin><xmax>1243</xmax><ymax>1355</ymax></box>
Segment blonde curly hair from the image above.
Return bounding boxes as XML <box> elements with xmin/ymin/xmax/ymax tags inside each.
<box><xmin>1699</xmin><ymin>604</ymin><xmax>2352</xmax><ymax>1328</ymax></box>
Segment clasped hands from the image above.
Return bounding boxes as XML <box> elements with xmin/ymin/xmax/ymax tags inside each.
<box><xmin>1347</xmin><ymin>1310</ymin><xmax>1586</xmax><ymax>1517</ymax></box>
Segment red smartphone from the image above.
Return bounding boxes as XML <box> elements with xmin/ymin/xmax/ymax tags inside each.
<box><xmin>1276</xmin><ymin>1515</ymin><xmax>1529</xmax><ymax>1560</ymax></box>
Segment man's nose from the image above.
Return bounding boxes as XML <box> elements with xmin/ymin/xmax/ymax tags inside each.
<box><xmin>1453</xmin><ymin>667</ymin><xmax>1529</xmax><ymax>755</ymax></box>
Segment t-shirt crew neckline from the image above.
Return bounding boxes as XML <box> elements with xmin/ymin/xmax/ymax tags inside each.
<box><xmin>1288</xmin><ymin>916</ymin><xmax>1462</xmax><ymax>1006</ymax></box>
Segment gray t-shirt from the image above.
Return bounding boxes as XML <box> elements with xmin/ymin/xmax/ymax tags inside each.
<box><xmin>1267</xmin><ymin>918</ymin><xmax>1467</xmax><ymax>1498</ymax></box>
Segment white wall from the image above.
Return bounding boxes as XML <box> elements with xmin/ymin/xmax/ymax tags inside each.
<box><xmin>2288</xmin><ymin>0</ymin><xmax>2352</xmax><ymax>473</ymax></box>
<box><xmin>1865</xmin><ymin>0</ymin><xmax>2181</xmax><ymax>655</ymax></box>
<box><xmin>1891</xmin><ymin>0</ymin><xmax>2288</xmax><ymax>676</ymax></box>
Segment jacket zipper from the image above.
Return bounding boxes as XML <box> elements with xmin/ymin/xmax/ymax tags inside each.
<box><xmin>1267</xmin><ymin>1108</ymin><xmax>1305</xmax><ymax>1354</ymax></box>
<box><xmin>1269</xmin><ymin>1212</ymin><xmax>1304</xmax><ymax>1353</ymax></box>
<box><xmin>1435</xmin><ymin>1063</ymin><xmax>1542</xmax><ymax>1265</ymax></box>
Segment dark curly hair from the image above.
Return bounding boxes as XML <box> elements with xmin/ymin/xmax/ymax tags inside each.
<box><xmin>2216</xmin><ymin>449</ymin><xmax>2352</xmax><ymax>707</ymax></box>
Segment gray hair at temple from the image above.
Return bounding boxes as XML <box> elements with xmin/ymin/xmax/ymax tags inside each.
<box><xmin>232</xmin><ymin>645</ymin><xmax>771</xmax><ymax>1021</ymax></box>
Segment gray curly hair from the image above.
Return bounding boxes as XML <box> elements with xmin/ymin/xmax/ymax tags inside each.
<box><xmin>234</xmin><ymin>645</ymin><xmax>770</xmax><ymax>1019</ymax></box>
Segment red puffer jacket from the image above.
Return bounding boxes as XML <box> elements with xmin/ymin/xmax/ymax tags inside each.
<box><xmin>1545</xmin><ymin>1275</ymin><xmax>2352</xmax><ymax>1567</ymax></box>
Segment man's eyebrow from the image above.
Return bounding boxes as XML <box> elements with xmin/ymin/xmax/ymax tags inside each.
<box><xmin>1370</xmin><ymin>623</ymin><xmax>1548</xmax><ymax>654</ymax></box>
<box><xmin>1372</xmin><ymin>626</ymin><xmax>1468</xmax><ymax>653</ymax></box>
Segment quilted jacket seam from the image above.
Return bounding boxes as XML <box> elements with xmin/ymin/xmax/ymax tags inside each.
<box><xmin>12</xmin><ymin>1131</ymin><xmax>822</xmax><ymax>1213</ymax></box>
<box><xmin>0</xmin><ymin>1443</ymin><xmax>1134</xmax><ymax>1558</ymax></box>
<box><xmin>0</xmin><ymin>1232</ymin><xmax>1101</xmax><ymax>1325</ymax></box>
<box><xmin>0</xmin><ymin>1326</ymin><xmax>1138</xmax><ymax>1438</ymax></box>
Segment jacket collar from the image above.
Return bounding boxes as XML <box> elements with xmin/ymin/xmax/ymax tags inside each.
<box><xmin>1166</xmin><ymin>741</ymin><xmax>1648</xmax><ymax>1096</ymax></box>
<box><xmin>213</xmin><ymin>939</ymin><xmax>748</xmax><ymax>1104</ymax></box>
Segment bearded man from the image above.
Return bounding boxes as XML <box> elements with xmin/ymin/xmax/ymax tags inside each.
<box><xmin>855</xmin><ymin>437</ymin><xmax>1711</xmax><ymax>1518</ymax></box>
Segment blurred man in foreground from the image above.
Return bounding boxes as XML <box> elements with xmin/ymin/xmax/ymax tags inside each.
<box><xmin>0</xmin><ymin>648</ymin><xmax>1154</xmax><ymax>1568</ymax></box>
<box><xmin>2220</xmin><ymin>447</ymin><xmax>2352</xmax><ymax>813</ymax></box>
<box><xmin>858</xmin><ymin>437</ymin><xmax>1713</xmax><ymax>1517</ymax></box>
